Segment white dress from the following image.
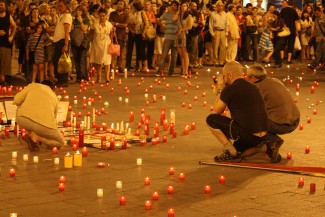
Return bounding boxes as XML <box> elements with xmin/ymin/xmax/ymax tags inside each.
<box><xmin>90</xmin><ymin>21</ymin><xmax>112</xmax><ymax>65</ymax></box>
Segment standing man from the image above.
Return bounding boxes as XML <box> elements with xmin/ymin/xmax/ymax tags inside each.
<box><xmin>156</xmin><ymin>1</ymin><xmax>179</xmax><ymax>76</ymax></box>
<box><xmin>209</xmin><ymin>1</ymin><xmax>227</xmax><ymax>67</ymax></box>
<box><xmin>206</xmin><ymin>62</ymin><xmax>283</xmax><ymax>163</ymax></box>
<box><xmin>0</xmin><ymin>0</ymin><xmax>16</xmax><ymax>85</ymax></box>
<box><xmin>309</xmin><ymin>7</ymin><xmax>325</xmax><ymax>71</ymax></box>
<box><xmin>109</xmin><ymin>0</ymin><xmax>129</xmax><ymax>73</ymax></box>
<box><xmin>280</xmin><ymin>0</ymin><xmax>299</xmax><ymax>64</ymax></box>
<box><xmin>52</xmin><ymin>0</ymin><xmax>72</xmax><ymax>87</ymax></box>
<box><xmin>188</xmin><ymin>1</ymin><xmax>204</xmax><ymax>69</ymax></box>
<box><xmin>103</xmin><ymin>0</ymin><xmax>115</xmax><ymax>20</ymax></box>
<box><xmin>226</xmin><ymin>4</ymin><xmax>239</xmax><ymax>62</ymax></box>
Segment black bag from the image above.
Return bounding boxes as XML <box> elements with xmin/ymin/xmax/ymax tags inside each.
<box><xmin>308</xmin><ymin>37</ymin><xmax>316</xmax><ymax>46</ymax></box>
<box><xmin>29</xmin><ymin>51</ymin><xmax>35</xmax><ymax>63</ymax></box>
<box><xmin>245</xmin><ymin>25</ymin><xmax>257</xmax><ymax>34</ymax></box>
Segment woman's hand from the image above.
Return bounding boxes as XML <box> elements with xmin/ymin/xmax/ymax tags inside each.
<box><xmin>177</xmin><ymin>28</ymin><xmax>182</xmax><ymax>36</ymax></box>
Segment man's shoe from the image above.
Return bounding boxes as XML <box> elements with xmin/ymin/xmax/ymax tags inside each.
<box><xmin>266</xmin><ymin>135</ymin><xmax>284</xmax><ymax>163</ymax></box>
<box><xmin>23</xmin><ymin>135</ymin><xmax>40</xmax><ymax>152</ymax></box>
<box><xmin>155</xmin><ymin>73</ymin><xmax>161</xmax><ymax>77</ymax></box>
<box><xmin>214</xmin><ymin>150</ymin><xmax>241</xmax><ymax>162</ymax></box>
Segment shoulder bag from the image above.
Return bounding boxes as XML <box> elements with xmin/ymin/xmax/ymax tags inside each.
<box><xmin>108</xmin><ymin>31</ymin><xmax>120</xmax><ymax>56</ymax></box>
<box><xmin>278</xmin><ymin>25</ymin><xmax>291</xmax><ymax>37</ymax></box>
<box><xmin>70</xmin><ymin>19</ymin><xmax>85</xmax><ymax>47</ymax></box>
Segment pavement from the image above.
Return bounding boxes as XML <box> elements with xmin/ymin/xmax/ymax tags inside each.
<box><xmin>1</xmin><ymin>59</ymin><xmax>325</xmax><ymax>217</ymax></box>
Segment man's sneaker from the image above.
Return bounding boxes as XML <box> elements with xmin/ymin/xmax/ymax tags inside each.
<box><xmin>266</xmin><ymin>135</ymin><xmax>284</xmax><ymax>163</ymax></box>
<box><xmin>214</xmin><ymin>150</ymin><xmax>241</xmax><ymax>162</ymax></box>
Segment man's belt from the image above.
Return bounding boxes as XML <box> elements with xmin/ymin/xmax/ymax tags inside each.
<box><xmin>213</xmin><ymin>28</ymin><xmax>225</xmax><ymax>31</ymax></box>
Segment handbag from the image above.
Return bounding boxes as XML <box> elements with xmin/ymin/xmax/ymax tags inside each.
<box><xmin>294</xmin><ymin>36</ymin><xmax>301</xmax><ymax>50</ymax></box>
<box><xmin>107</xmin><ymin>32</ymin><xmax>120</xmax><ymax>56</ymax></box>
<box><xmin>70</xmin><ymin>20</ymin><xmax>84</xmax><ymax>47</ymax></box>
<box><xmin>145</xmin><ymin>24</ymin><xmax>156</xmax><ymax>40</ymax></box>
<box><xmin>58</xmin><ymin>52</ymin><xmax>72</xmax><ymax>74</ymax></box>
<box><xmin>245</xmin><ymin>25</ymin><xmax>257</xmax><ymax>34</ymax></box>
<box><xmin>278</xmin><ymin>26</ymin><xmax>291</xmax><ymax>37</ymax></box>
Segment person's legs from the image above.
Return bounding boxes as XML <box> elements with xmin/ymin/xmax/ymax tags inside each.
<box><xmin>169</xmin><ymin>41</ymin><xmax>178</xmax><ymax>75</ymax></box>
<box><xmin>219</xmin><ymin>31</ymin><xmax>226</xmax><ymax>64</ymax></box>
<box><xmin>252</xmin><ymin>34</ymin><xmax>258</xmax><ymax>61</ymax></box>
<box><xmin>80</xmin><ymin>47</ymin><xmax>88</xmax><ymax>80</ymax></box>
<box><xmin>157</xmin><ymin>39</ymin><xmax>171</xmax><ymax>75</ymax></box>
<box><xmin>31</xmin><ymin>64</ymin><xmax>38</xmax><ymax>83</ymax></box>
<box><xmin>53</xmin><ymin>39</ymin><xmax>68</xmax><ymax>84</ymax></box>
<box><xmin>189</xmin><ymin>35</ymin><xmax>198</xmax><ymax>66</ymax></box>
<box><xmin>38</xmin><ymin>63</ymin><xmax>45</xmax><ymax>82</ymax></box>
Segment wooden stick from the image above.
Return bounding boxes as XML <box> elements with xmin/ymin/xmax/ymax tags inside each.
<box><xmin>198</xmin><ymin>161</ymin><xmax>325</xmax><ymax>178</ymax></box>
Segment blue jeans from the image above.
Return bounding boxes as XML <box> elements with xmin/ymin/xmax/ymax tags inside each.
<box><xmin>246</xmin><ymin>34</ymin><xmax>258</xmax><ymax>61</ymax></box>
<box><xmin>72</xmin><ymin>45</ymin><xmax>88</xmax><ymax>81</ymax></box>
<box><xmin>157</xmin><ymin>39</ymin><xmax>178</xmax><ymax>75</ymax></box>
<box><xmin>312</xmin><ymin>40</ymin><xmax>325</xmax><ymax>68</ymax></box>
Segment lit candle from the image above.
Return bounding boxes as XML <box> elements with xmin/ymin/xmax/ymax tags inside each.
<box><xmin>109</xmin><ymin>137</ymin><xmax>115</xmax><ymax>150</ymax></box>
<box><xmin>163</xmin><ymin>120</ymin><xmax>168</xmax><ymax>131</ymax></box>
<box><xmin>296</xmin><ymin>83</ymin><xmax>300</xmax><ymax>91</ymax></box>
<box><xmin>116</xmin><ymin>181</ymin><xmax>122</xmax><ymax>189</ymax></box>
<box><xmin>59</xmin><ymin>176</ymin><xmax>66</xmax><ymax>183</ymax></box>
<box><xmin>97</xmin><ymin>188</ymin><xmax>104</xmax><ymax>197</ymax></box>
<box><xmin>82</xmin><ymin>147</ymin><xmax>88</xmax><ymax>157</ymax></box>
<box><xmin>305</xmin><ymin>146</ymin><xmax>311</xmax><ymax>154</ymax></box>
<box><xmin>120</xmin><ymin>196</ymin><xmax>126</xmax><ymax>205</ymax></box>
<box><xmin>79</xmin><ymin>129</ymin><xmax>84</xmax><ymax>147</ymax></box>
<box><xmin>73</xmin><ymin>150</ymin><xmax>82</xmax><ymax>166</ymax></box>
<box><xmin>219</xmin><ymin>175</ymin><xmax>225</xmax><ymax>183</ymax></box>
<box><xmin>58</xmin><ymin>183</ymin><xmax>65</xmax><ymax>191</ymax></box>
<box><xmin>144</xmin><ymin>177</ymin><xmax>150</xmax><ymax>185</ymax></box>
<box><xmin>23</xmin><ymin>154</ymin><xmax>28</xmax><ymax>162</ymax></box>
<box><xmin>204</xmin><ymin>185</ymin><xmax>211</xmax><ymax>194</ymax></box>
<box><xmin>33</xmin><ymin>156</ymin><xmax>39</xmax><ymax>163</ymax></box>
<box><xmin>307</xmin><ymin>117</ymin><xmax>311</xmax><ymax>123</ymax></box>
<box><xmin>137</xmin><ymin>158</ymin><xmax>142</xmax><ymax>165</ymax></box>
<box><xmin>298</xmin><ymin>177</ymin><xmax>304</xmax><ymax>187</ymax></box>
<box><xmin>286</xmin><ymin>152</ymin><xmax>292</xmax><ymax>160</ymax></box>
<box><xmin>12</xmin><ymin>151</ymin><xmax>17</xmax><ymax>159</ymax></box>
<box><xmin>168</xmin><ymin>208</ymin><xmax>175</xmax><ymax>217</ymax></box>
<box><xmin>72</xmin><ymin>144</ymin><xmax>78</xmax><ymax>151</ymax></box>
<box><xmin>145</xmin><ymin>200</ymin><xmax>152</xmax><ymax>210</ymax></box>
<box><xmin>52</xmin><ymin>147</ymin><xmax>58</xmax><ymax>154</ymax></box>
<box><xmin>179</xmin><ymin>172</ymin><xmax>185</xmax><ymax>181</ymax></box>
<box><xmin>182</xmin><ymin>102</ymin><xmax>186</xmax><ymax>107</ymax></box>
<box><xmin>54</xmin><ymin>157</ymin><xmax>60</xmax><ymax>165</ymax></box>
<box><xmin>122</xmin><ymin>137</ymin><xmax>127</xmax><ymax>149</ymax></box>
<box><xmin>313</xmin><ymin>109</ymin><xmax>317</xmax><ymax>115</ymax></box>
<box><xmin>311</xmin><ymin>86</ymin><xmax>315</xmax><ymax>94</ymax></box>
<box><xmin>152</xmin><ymin>191</ymin><xmax>159</xmax><ymax>200</ymax></box>
<box><xmin>144</xmin><ymin>120</ymin><xmax>149</xmax><ymax>136</ymax></box>
<box><xmin>10</xmin><ymin>213</ymin><xmax>17</xmax><ymax>217</ymax></box>
<box><xmin>129</xmin><ymin>111</ymin><xmax>134</xmax><ymax>122</ymax></box>
<box><xmin>167</xmin><ymin>185</ymin><xmax>174</xmax><ymax>194</ymax></box>
<box><xmin>9</xmin><ymin>168</ymin><xmax>16</xmax><ymax>177</ymax></box>
<box><xmin>154</xmin><ymin>122</ymin><xmax>159</xmax><ymax>137</ymax></box>
<box><xmin>310</xmin><ymin>183</ymin><xmax>316</xmax><ymax>193</ymax></box>
<box><xmin>162</xmin><ymin>136</ymin><xmax>167</xmax><ymax>143</ymax></box>
<box><xmin>188</xmin><ymin>104</ymin><xmax>192</xmax><ymax>109</ymax></box>
<box><xmin>170</xmin><ymin>123</ymin><xmax>175</xmax><ymax>134</ymax></box>
<box><xmin>64</xmin><ymin>152</ymin><xmax>73</xmax><ymax>168</ymax></box>
<box><xmin>97</xmin><ymin>162</ymin><xmax>106</xmax><ymax>168</ymax></box>
<box><xmin>299</xmin><ymin>124</ymin><xmax>304</xmax><ymax>130</ymax></box>
<box><xmin>183</xmin><ymin>125</ymin><xmax>189</xmax><ymax>135</ymax></box>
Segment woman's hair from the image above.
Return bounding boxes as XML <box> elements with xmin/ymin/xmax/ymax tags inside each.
<box><xmin>133</xmin><ymin>0</ymin><xmax>143</xmax><ymax>11</ymax></box>
<box><xmin>33</xmin><ymin>22</ymin><xmax>44</xmax><ymax>33</ymax></box>
<box><xmin>267</xmin><ymin>3</ymin><xmax>275</xmax><ymax>11</ymax></box>
<box><xmin>30</xmin><ymin>8</ymin><xmax>40</xmax><ymax>17</ymax></box>
<box><xmin>301</xmin><ymin>9</ymin><xmax>310</xmax><ymax>21</ymax></box>
<box><xmin>90</xmin><ymin>4</ymin><xmax>100</xmax><ymax>14</ymax></box>
<box><xmin>39</xmin><ymin>3</ymin><xmax>49</xmax><ymax>15</ymax></box>
<box><xmin>98</xmin><ymin>8</ymin><xmax>107</xmax><ymax>14</ymax></box>
<box><xmin>76</xmin><ymin>5</ymin><xmax>89</xmax><ymax>18</ymax></box>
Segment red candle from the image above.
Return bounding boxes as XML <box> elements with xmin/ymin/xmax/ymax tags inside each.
<box><xmin>299</xmin><ymin>124</ymin><xmax>304</xmax><ymax>130</ymax></box>
<box><xmin>311</xmin><ymin>86</ymin><xmax>315</xmax><ymax>94</ymax></box>
<box><xmin>219</xmin><ymin>175</ymin><xmax>225</xmax><ymax>183</ymax></box>
<box><xmin>79</xmin><ymin>129</ymin><xmax>84</xmax><ymax>147</ymax></box>
<box><xmin>154</xmin><ymin>122</ymin><xmax>159</xmax><ymax>137</ymax></box>
<box><xmin>179</xmin><ymin>172</ymin><xmax>185</xmax><ymax>181</ymax></box>
<box><xmin>313</xmin><ymin>109</ymin><xmax>317</xmax><ymax>115</ymax></box>
<box><xmin>135</xmin><ymin>130</ymin><xmax>141</xmax><ymax>136</ymax></box>
<box><xmin>162</xmin><ymin>136</ymin><xmax>167</xmax><ymax>143</ymax></box>
<box><xmin>307</xmin><ymin>117</ymin><xmax>311</xmax><ymax>123</ymax></box>
<box><xmin>184</xmin><ymin>90</ymin><xmax>188</xmax><ymax>94</ymax></box>
<box><xmin>152</xmin><ymin>94</ymin><xmax>157</xmax><ymax>103</ymax></box>
<box><xmin>203</xmin><ymin>101</ymin><xmax>207</xmax><ymax>106</ymax></box>
<box><xmin>58</xmin><ymin>183</ymin><xmax>65</xmax><ymax>191</ymax></box>
<box><xmin>140</xmin><ymin>139</ymin><xmax>146</xmax><ymax>145</ymax></box>
<box><xmin>169</xmin><ymin>167</ymin><xmax>175</xmax><ymax>175</ymax></box>
<box><xmin>305</xmin><ymin>146</ymin><xmax>310</xmax><ymax>154</ymax></box>
<box><xmin>97</xmin><ymin>162</ymin><xmax>106</xmax><ymax>168</ymax></box>
<box><xmin>287</xmin><ymin>152</ymin><xmax>292</xmax><ymax>159</ymax></box>
<box><xmin>82</xmin><ymin>147</ymin><xmax>88</xmax><ymax>157</ymax></box>
<box><xmin>182</xmin><ymin>102</ymin><xmax>186</xmax><ymax>107</ymax></box>
<box><xmin>191</xmin><ymin>122</ymin><xmax>196</xmax><ymax>130</ymax></box>
<box><xmin>129</xmin><ymin>111</ymin><xmax>134</xmax><ymax>122</ymax></box>
<box><xmin>59</xmin><ymin>176</ymin><xmax>66</xmax><ymax>183</ymax></box>
<box><xmin>52</xmin><ymin>147</ymin><xmax>58</xmax><ymax>154</ymax></box>
<box><xmin>109</xmin><ymin>137</ymin><xmax>115</xmax><ymax>150</ymax></box>
<box><xmin>294</xmin><ymin>98</ymin><xmax>298</xmax><ymax>103</ymax></box>
<box><xmin>5</xmin><ymin>128</ymin><xmax>9</xmax><ymax>137</ymax></box>
<box><xmin>170</xmin><ymin>123</ymin><xmax>175</xmax><ymax>134</ymax></box>
<box><xmin>163</xmin><ymin>120</ymin><xmax>168</xmax><ymax>131</ymax></box>
<box><xmin>72</xmin><ymin>144</ymin><xmax>78</xmax><ymax>151</ymax></box>
<box><xmin>183</xmin><ymin>125</ymin><xmax>189</xmax><ymax>135</ymax></box>
<box><xmin>298</xmin><ymin>177</ymin><xmax>304</xmax><ymax>187</ymax></box>
<box><xmin>173</xmin><ymin>132</ymin><xmax>177</xmax><ymax>138</ymax></box>
<box><xmin>120</xmin><ymin>196</ymin><xmax>126</xmax><ymax>205</ymax></box>
<box><xmin>296</xmin><ymin>83</ymin><xmax>300</xmax><ymax>91</ymax></box>
<box><xmin>9</xmin><ymin>168</ymin><xmax>16</xmax><ymax>177</ymax></box>
<box><xmin>204</xmin><ymin>185</ymin><xmax>211</xmax><ymax>194</ymax></box>
<box><xmin>188</xmin><ymin>104</ymin><xmax>192</xmax><ymax>109</ymax></box>
<box><xmin>101</xmin><ymin>136</ymin><xmax>107</xmax><ymax>149</ymax></box>
<box><xmin>167</xmin><ymin>185</ymin><xmax>174</xmax><ymax>194</ymax></box>
<box><xmin>310</xmin><ymin>183</ymin><xmax>316</xmax><ymax>193</ymax></box>
<box><xmin>102</xmin><ymin>123</ymin><xmax>107</xmax><ymax>131</ymax></box>
<box><xmin>144</xmin><ymin>120</ymin><xmax>150</xmax><ymax>136</ymax></box>
<box><xmin>152</xmin><ymin>192</ymin><xmax>159</xmax><ymax>200</ymax></box>
<box><xmin>144</xmin><ymin>200</ymin><xmax>152</xmax><ymax>210</ymax></box>
<box><xmin>160</xmin><ymin>109</ymin><xmax>166</xmax><ymax>124</ymax></box>
<box><xmin>168</xmin><ymin>208</ymin><xmax>175</xmax><ymax>217</ymax></box>
<box><xmin>122</xmin><ymin>137</ymin><xmax>127</xmax><ymax>149</ymax></box>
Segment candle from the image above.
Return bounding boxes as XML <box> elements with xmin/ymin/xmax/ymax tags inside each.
<box><xmin>33</xmin><ymin>156</ymin><xmax>39</xmax><ymax>163</ymax></box>
<box><xmin>307</xmin><ymin>117</ymin><xmax>311</xmax><ymax>123</ymax></box>
<box><xmin>183</xmin><ymin>125</ymin><xmax>189</xmax><ymax>135</ymax></box>
<box><xmin>154</xmin><ymin>122</ymin><xmax>159</xmax><ymax>137</ymax></box>
<box><xmin>152</xmin><ymin>191</ymin><xmax>159</xmax><ymax>200</ymax></box>
<box><xmin>137</xmin><ymin>158</ymin><xmax>142</xmax><ymax>165</ymax></box>
<box><xmin>173</xmin><ymin>132</ymin><xmax>177</xmax><ymax>138</ymax></box>
<box><xmin>296</xmin><ymin>83</ymin><xmax>300</xmax><ymax>91</ymax></box>
<box><xmin>58</xmin><ymin>183</ymin><xmax>65</xmax><ymax>191</ymax></box>
<box><xmin>73</xmin><ymin>150</ymin><xmax>82</xmax><ymax>166</ymax></box>
<box><xmin>170</xmin><ymin>110</ymin><xmax>175</xmax><ymax>124</ymax></box>
<box><xmin>182</xmin><ymin>102</ymin><xmax>186</xmax><ymax>107</ymax></box>
<box><xmin>144</xmin><ymin>120</ymin><xmax>149</xmax><ymax>136</ymax></box>
<box><xmin>298</xmin><ymin>177</ymin><xmax>304</xmax><ymax>187</ymax></box>
<box><xmin>120</xmin><ymin>196</ymin><xmax>126</xmax><ymax>205</ymax></box>
<box><xmin>305</xmin><ymin>146</ymin><xmax>311</xmax><ymax>154</ymax></box>
<box><xmin>144</xmin><ymin>177</ymin><xmax>150</xmax><ymax>185</ymax></box>
<box><xmin>170</xmin><ymin>123</ymin><xmax>175</xmax><ymax>134</ymax></box>
<box><xmin>145</xmin><ymin>200</ymin><xmax>152</xmax><ymax>210</ymax></box>
<box><xmin>72</xmin><ymin>144</ymin><xmax>78</xmax><ymax>151</ymax></box>
<box><xmin>9</xmin><ymin>168</ymin><xmax>16</xmax><ymax>177</ymax></box>
<box><xmin>52</xmin><ymin>147</ymin><xmax>58</xmax><ymax>154</ymax></box>
<box><xmin>109</xmin><ymin>137</ymin><xmax>115</xmax><ymax>150</ymax></box>
<box><xmin>5</xmin><ymin>128</ymin><xmax>9</xmax><ymax>137</ymax></box>
<box><xmin>311</xmin><ymin>86</ymin><xmax>315</xmax><ymax>94</ymax></box>
<box><xmin>54</xmin><ymin>157</ymin><xmax>60</xmax><ymax>165</ymax></box>
<box><xmin>97</xmin><ymin>188</ymin><xmax>104</xmax><ymax>197</ymax></box>
<box><xmin>313</xmin><ymin>109</ymin><xmax>317</xmax><ymax>115</ymax></box>
<box><xmin>23</xmin><ymin>154</ymin><xmax>28</xmax><ymax>162</ymax></box>
<box><xmin>79</xmin><ymin>129</ymin><xmax>84</xmax><ymax>147</ymax></box>
<box><xmin>204</xmin><ymin>185</ymin><xmax>211</xmax><ymax>194</ymax></box>
<box><xmin>12</xmin><ymin>151</ymin><xmax>17</xmax><ymax>159</ymax></box>
<box><xmin>122</xmin><ymin>137</ymin><xmax>127</xmax><ymax>149</ymax></box>
<box><xmin>287</xmin><ymin>152</ymin><xmax>292</xmax><ymax>160</ymax></box>
<box><xmin>64</xmin><ymin>152</ymin><xmax>73</xmax><ymax>168</ymax></box>
<box><xmin>97</xmin><ymin>162</ymin><xmax>106</xmax><ymax>168</ymax></box>
<box><xmin>162</xmin><ymin>136</ymin><xmax>167</xmax><ymax>143</ymax></box>
<box><xmin>116</xmin><ymin>181</ymin><xmax>122</xmax><ymax>189</ymax></box>
<box><xmin>167</xmin><ymin>185</ymin><xmax>174</xmax><ymax>194</ymax></box>
<box><xmin>10</xmin><ymin>213</ymin><xmax>17</xmax><ymax>217</ymax></box>
<box><xmin>179</xmin><ymin>172</ymin><xmax>185</xmax><ymax>181</ymax></box>
<box><xmin>299</xmin><ymin>124</ymin><xmax>304</xmax><ymax>130</ymax></box>
<box><xmin>188</xmin><ymin>104</ymin><xmax>192</xmax><ymax>109</ymax></box>
<box><xmin>210</xmin><ymin>106</ymin><xmax>214</xmax><ymax>111</ymax></box>
<box><xmin>59</xmin><ymin>176</ymin><xmax>66</xmax><ymax>183</ymax></box>
<box><xmin>310</xmin><ymin>183</ymin><xmax>316</xmax><ymax>193</ymax></box>
<box><xmin>219</xmin><ymin>175</ymin><xmax>225</xmax><ymax>183</ymax></box>
<box><xmin>129</xmin><ymin>111</ymin><xmax>134</xmax><ymax>122</ymax></box>
<box><xmin>168</xmin><ymin>208</ymin><xmax>175</xmax><ymax>217</ymax></box>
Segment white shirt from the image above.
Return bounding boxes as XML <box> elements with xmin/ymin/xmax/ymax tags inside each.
<box><xmin>53</xmin><ymin>13</ymin><xmax>72</xmax><ymax>42</ymax></box>
<box><xmin>209</xmin><ymin>11</ymin><xmax>228</xmax><ymax>37</ymax></box>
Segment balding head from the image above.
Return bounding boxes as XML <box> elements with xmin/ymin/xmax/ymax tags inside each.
<box><xmin>247</xmin><ymin>64</ymin><xmax>267</xmax><ymax>80</ymax></box>
<box><xmin>222</xmin><ymin>61</ymin><xmax>244</xmax><ymax>85</ymax></box>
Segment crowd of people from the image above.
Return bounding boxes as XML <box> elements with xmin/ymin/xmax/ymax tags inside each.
<box><xmin>0</xmin><ymin>0</ymin><xmax>324</xmax><ymax>85</ymax></box>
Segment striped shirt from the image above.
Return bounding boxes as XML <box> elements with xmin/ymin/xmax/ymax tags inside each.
<box><xmin>160</xmin><ymin>11</ymin><xmax>178</xmax><ymax>40</ymax></box>
<box><xmin>26</xmin><ymin>34</ymin><xmax>46</xmax><ymax>64</ymax></box>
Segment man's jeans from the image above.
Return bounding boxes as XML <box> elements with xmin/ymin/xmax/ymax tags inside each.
<box><xmin>312</xmin><ymin>40</ymin><xmax>325</xmax><ymax>68</ymax></box>
<box><xmin>157</xmin><ymin>39</ymin><xmax>178</xmax><ymax>75</ymax></box>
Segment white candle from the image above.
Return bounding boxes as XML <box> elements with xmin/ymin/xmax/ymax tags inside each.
<box><xmin>137</xmin><ymin>158</ymin><xmax>142</xmax><ymax>166</ymax></box>
<box><xmin>120</xmin><ymin>121</ymin><xmax>124</xmax><ymax>133</ymax></box>
<box><xmin>10</xmin><ymin>213</ymin><xmax>17</xmax><ymax>217</ymax></box>
<box><xmin>73</xmin><ymin>100</ymin><xmax>78</xmax><ymax>105</ymax></box>
<box><xmin>87</xmin><ymin>101</ymin><xmax>92</xmax><ymax>106</ymax></box>
<box><xmin>11</xmin><ymin>118</ymin><xmax>15</xmax><ymax>126</ymax></box>
<box><xmin>73</xmin><ymin>117</ymin><xmax>76</xmax><ymax>128</ymax></box>
<box><xmin>116</xmin><ymin>181</ymin><xmax>122</xmax><ymax>189</ymax></box>
<box><xmin>170</xmin><ymin>109</ymin><xmax>175</xmax><ymax>124</ymax></box>
<box><xmin>127</xmin><ymin>128</ymin><xmax>132</xmax><ymax>135</ymax></box>
<box><xmin>12</xmin><ymin>151</ymin><xmax>17</xmax><ymax>159</ymax></box>
<box><xmin>119</xmin><ymin>97</ymin><xmax>123</xmax><ymax>102</ymax></box>
<box><xmin>144</xmin><ymin>94</ymin><xmax>148</xmax><ymax>99</ymax></box>
<box><xmin>162</xmin><ymin>95</ymin><xmax>166</xmax><ymax>101</ymax></box>
<box><xmin>125</xmin><ymin>98</ymin><xmax>129</xmax><ymax>103</ymax></box>
<box><xmin>87</xmin><ymin>116</ymin><xmax>90</xmax><ymax>130</ymax></box>
<box><xmin>83</xmin><ymin>116</ymin><xmax>87</xmax><ymax>128</ymax></box>
<box><xmin>97</xmin><ymin>188</ymin><xmax>103</xmax><ymax>197</ymax></box>
<box><xmin>54</xmin><ymin>157</ymin><xmax>60</xmax><ymax>165</ymax></box>
<box><xmin>33</xmin><ymin>156</ymin><xmax>39</xmax><ymax>163</ymax></box>
<box><xmin>23</xmin><ymin>154</ymin><xmax>28</xmax><ymax>162</ymax></box>
<box><xmin>124</xmin><ymin>68</ymin><xmax>127</xmax><ymax>78</ymax></box>
<box><xmin>116</xmin><ymin>123</ymin><xmax>120</xmax><ymax>131</ymax></box>
<box><xmin>2</xmin><ymin>117</ymin><xmax>7</xmax><ymax>124</ymax></box>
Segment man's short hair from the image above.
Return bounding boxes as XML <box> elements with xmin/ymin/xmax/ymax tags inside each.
<box><xmin>315</xmin><ymin>6</ymin><xmax>322</xmax><ymax>12</ymax></box>
<box><xmin>41</xmin><ymin>79</ymin><xmax>55</xmax><ymax>90</ymax></box>
<box><xmin>223</xmin><ymin>61</ymin><xmax>244</xmax><ymax>77</ymax></box>
<box><xmin>247</xmin><ymin>64</ymin><xmax>267</xmax><ymax>80</ymax></box>
<box><xmin>287</xmin><ymin>0</ymin><xmax>294</xmax><ymax>6</ymax></box>
<box><xmin>227</xmin><ymin>3</ymin><xmax>235</xmax><ymax>11</ymax></box>
<box><xmin>170</xmin><ymin>0</ymin><xmax>179</xmax><ymax>6</ymax></box>
<box><xmin>246</xmin><ymin>3</ymin><xmax>252</xmax><ymax>8</ymax></box>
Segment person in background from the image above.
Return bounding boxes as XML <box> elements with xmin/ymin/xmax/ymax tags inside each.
<box><xmin>235</xmin><ymin>6</ymin><xmax>245</xmax><ymax>62</ymax></box>
<box><xmin>245</xmin><ymin>7</ymin><xmax>259</xmax><ymax>62</ymax></box>
<box><xmin>143</xmin><ymin>1</ymin><xmax>156</xmax><ymax>70</ymax></box>
<box><xmin>103</xmin><ymin>0</ymin><xmax>115</xmax><ymax>20</ymax></box>
<box><xmin>226</xmin><ymin>4</ymin><xmax>240</xmax><ymax>62</ymax></box>
<box><xmin>202</xmin><ymin>5</ymin><xmax>214</xmax><ymax>66</ymax></box>
<box><xmin>300</xmin><ymin>10</ymin><xmax>313</xmax><ymax>62</ymax></box>
<box><xmin>14</xmin><ymin>80</ymin><xmax>65</xmax><ymax>151</ymax></box>
<box><xmin>270</xmin><ymin>10</ymin><xmax>285</xmax><ymax>68</ymax></box>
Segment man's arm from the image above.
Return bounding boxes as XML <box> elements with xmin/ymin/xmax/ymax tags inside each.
<box><xmin>214</xmin><ymin>93</ymin><xmax>227</xmax><ymax>114</ymax></box>
<box><xmin>8</xmin><ymin>15</ymin><xmax>17</xmax><ymax>43</ymax></box>
<box><xmin>62</xmin><ymin>23</ymin><xmax>70</xmax><ymax>52</ymax></box>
